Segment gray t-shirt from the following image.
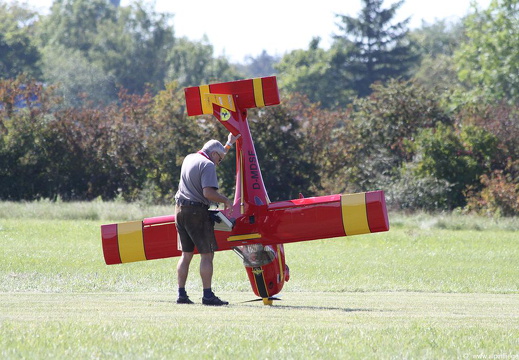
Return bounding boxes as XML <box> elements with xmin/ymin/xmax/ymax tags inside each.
<box><xmin>175</xmin><ymin>152</ymin><xmax>218</xmax><ymax>206</ymax></box>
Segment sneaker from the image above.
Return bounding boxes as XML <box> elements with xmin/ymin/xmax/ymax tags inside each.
<box><xmin>176</xmin><ymin>296</ymin><xmax>194</xmax><ymax>304</ymax></box>
<box><xmin>202</xmin><ymin>295</ymin><xmax>229</xmax><ymax>306</ymax></box>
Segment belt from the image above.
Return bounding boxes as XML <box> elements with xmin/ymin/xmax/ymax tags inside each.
<box><xmin>177</xmin><ymin>199</ymin><xmax>208</xmax><ymax>207</ymax></box>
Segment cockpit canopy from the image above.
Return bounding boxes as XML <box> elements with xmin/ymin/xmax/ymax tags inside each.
<box><xmin>233</xmin><ymin>244</ymin><xmax>276</xmax><ymax>267</ymax></box>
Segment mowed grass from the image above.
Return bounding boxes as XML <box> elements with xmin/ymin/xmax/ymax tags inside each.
<box><xmin>1</xmin><ymin>202</ymin><xmax>519</xmax><ymax>359</ymax></box>
<box><xmin>3</xmin><ymin>292</ymin><xmax>518</xmax><ymax>359</ymax></box>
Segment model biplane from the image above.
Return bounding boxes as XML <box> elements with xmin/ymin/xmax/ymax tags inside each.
<box><xmin>101</xmin><ymin>76</ymin><xmax>389</xmax><ymax>305</ymax></box>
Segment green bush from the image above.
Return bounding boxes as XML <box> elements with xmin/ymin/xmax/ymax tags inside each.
<box><xmin>385</xmin><ymin>165</ymin><xmax>452</xmax><ymax>211</ymax></box>
<box><xmin>412</xmin><ymin>123</ymin><xmax>499</xmax><ymax>208</ymax></box>
<box><xmin>465</xmin><ymin>168</ymin><xmax>519</xmax><ymax>217</ymax></box>
<box><xmin>343</xmin><ymin>79</ymin><xmax>453</xmax><ymax>192</ymax></box>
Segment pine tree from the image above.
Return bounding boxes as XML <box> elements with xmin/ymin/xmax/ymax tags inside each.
<box><xmin>334</xmin><ymin>0</ymin><xmax>418</xmax><ymax>97</ymax></box>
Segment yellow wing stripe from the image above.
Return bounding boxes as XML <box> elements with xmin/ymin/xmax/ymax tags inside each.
<box><xmin>253</xmin><ymin>78</ymin><xmax>265</xmax><ymax>107</ymax></box>
<box><xmin>205</xmin><ymin>93</ymin><xmax>236</xmax><ymax>112</ymax></box>
<box><xmin>199</xmin><ymin>84</ymin><xmax>212</xmax><ymax>114</ymax></box>
<box><xmin>227</xmin><ymin>233</ymin><xmax>262</xmax><ymax>242</ymax></box>
<box><xmin>118</xmin><ymin>221</ymin><xmax>146</xmax><ymax>263</ymax></box>
<box><xmin>341</xmin><ymin>193</ymin><xmax>371</xmax><ymax>235</ymax></box>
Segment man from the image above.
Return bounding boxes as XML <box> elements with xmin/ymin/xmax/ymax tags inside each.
<box><xmin>174</xmin><ymin>133</ymin><xmax>240</xmax><ymax>306</ymax></box>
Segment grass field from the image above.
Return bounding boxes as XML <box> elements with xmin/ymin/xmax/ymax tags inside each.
<box><xmin>1</xmin><ymin>202</ymin><xmax>518</xmax><ymax>359</ymax></box>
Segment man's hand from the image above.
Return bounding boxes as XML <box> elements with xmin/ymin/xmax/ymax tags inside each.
<box><xmin>224</xmin><ymin>199</ymin><xmax>234</xmax><ymax>215</ymax></box>
<box><xmin>203</xmin><ymin>187</ymin><xmax>233</xmax><ymax>214</ymax></box>
<box><xmin>227</xmin><ymin>133</ymin><xmax>241</xmax><ymax>146</ymax></box>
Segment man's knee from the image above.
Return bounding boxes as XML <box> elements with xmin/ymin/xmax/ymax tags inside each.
<box><xmin>200</xmin><ymin>252</ymin><xmax>214</xmax><ymax>264</ymax></box>
<box><xmin>179</xmin><ymin>252</ymin><xmax>194</xmax><ymax>264</ymax></box>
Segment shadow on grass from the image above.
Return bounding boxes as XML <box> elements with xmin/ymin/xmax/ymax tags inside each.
<box><xmin>147</xmin><ymin>297</ymin><xmax>375</xmax><ymax>312</ymax></box>
<box><xmin>247</xmin><ymin>304</ymin><xmax>376</xmax><ymax>312</ymax></box>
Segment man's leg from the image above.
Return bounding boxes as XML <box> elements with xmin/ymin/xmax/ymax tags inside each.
<box><xmin>199</xmin><ymin>252</ymin><xmax>214</xmax><ymax>289</ymax></box>
<box><xmin>200</xmin><ymin>252</ymin><xmax>228</xmax><ymax>306</ymax></box>
<box><xmin>176</xmin><ymin>251</ymin><xmax>195</xmax><ymax>304</ymax></box>
<box><xmin>177</xmin><ymin>251</ymin><xmax>194</xmax><ymax>288</ymax></box>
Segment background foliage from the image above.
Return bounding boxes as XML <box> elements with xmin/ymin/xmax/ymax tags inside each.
<box><xmin>0</xmin><ymin>0</ymin><xmax>518</xmax><ymax>216</ymax></box>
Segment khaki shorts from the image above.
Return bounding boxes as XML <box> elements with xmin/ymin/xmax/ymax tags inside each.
<box><xmin>175</xmin><ymin>204</ymin><xmax>218</xmax><ymax>253</ymax></box>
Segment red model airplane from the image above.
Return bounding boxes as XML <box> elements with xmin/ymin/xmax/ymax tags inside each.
<box><xmin>101</xmin><ymin>76</ymin><xmax>389</xmax><ymax>305</ymax></box>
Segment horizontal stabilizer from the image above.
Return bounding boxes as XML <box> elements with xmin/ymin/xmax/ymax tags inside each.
<box><xmin>184</xmin><ymin>76</ymin><xmax>280</xmax><ymax>116</ymax></box>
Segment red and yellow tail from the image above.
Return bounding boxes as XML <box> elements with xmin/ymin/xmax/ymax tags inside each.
<box><xmin>184</xmin><ymin>76</ymin><xmax>280</xmax><ymax>116</ymax></box>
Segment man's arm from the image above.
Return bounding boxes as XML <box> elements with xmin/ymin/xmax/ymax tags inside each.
<box><xmin>205</xmin><ymin>132</ymin><xmax>239</xmax><ymax>211</ymax></box>
<box><xmin>203</xmin><ymin>187</ymin><xmax>233</xmax><ymax>211</ymax></box>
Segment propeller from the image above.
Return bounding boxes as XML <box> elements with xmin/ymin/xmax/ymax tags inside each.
<box><xmin>240</xmin><ymin>296</ymin><xmax>282</xmax><ymax>305</ymax></box>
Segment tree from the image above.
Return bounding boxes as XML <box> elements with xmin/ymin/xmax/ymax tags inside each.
<box><xmin>410</xmin><ymin>19</ymin><xmax>465</xmax><ymax>58</ymax></box>
<box><xmin>38</xmin><ymin>0</ymin><xmax>175</xmax><ymax>94</ymax></box>
<box><xmin>89</xmin><ymin>1</ymin><xmax>175</xmax><ymax>93</ymax></box>
<box><xmin>239</xmin><ymin>50</ymin><xmax>280</xmax><ymax>78</ymax></box>
<box><xmin>166</xmin><ymin>37</ymin><xmax>241</xmax><ymax>88</ymax></box>
<box><xmin>0</xmin><ymin>77</ymin><xmax>55</xmax><ymax>199</ymax></box>
<box><xmin>455</xmin><ymin>0</ymin><xmax>519</xmax><ymax>103</ymax></box>
<box><xmin>40</xmin><ymin>45</ymin><xmax>117</xmax><ymax>108</ymax></box>
<box><xmin>0</xmin><ymin>2</ymin><xmax>41</xmax><ymax>79</ymax></box>
<box><xmin>334</xmin><ymin>0</ymin><xmax>418</xmax><ymax>97</ymax></box>
<box><xmin>410</xmin><ymin>20</ymin><xmax>467</xmax><ymax>92</ymax></box>
<box><xmin>338</xmin><ymin>79</ymin><xmax>452</xmax><ymax>193</ymax></box>
<box><xmin>465</xmin><ymin>168</ymin><xmax>519</xmax><ymax>217</ymax></box>
<box><xmin>276</xmin><ymin>37</ymin><xmax>356</xmax><ymax>109</ymax></box>
<box><xmin>245</xmin><ymin>105</ymin><xmax>320</xmax><ymax>201</ymax></box>
<box><xmin>281</xmin><ymin>93</ymin><xmax>353</xmax><ymax>195</ymax></box>
<box><xmin>413</xmin><ymin>123</ymin><xmax>500</xmax><ymax>208</ymax></box>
